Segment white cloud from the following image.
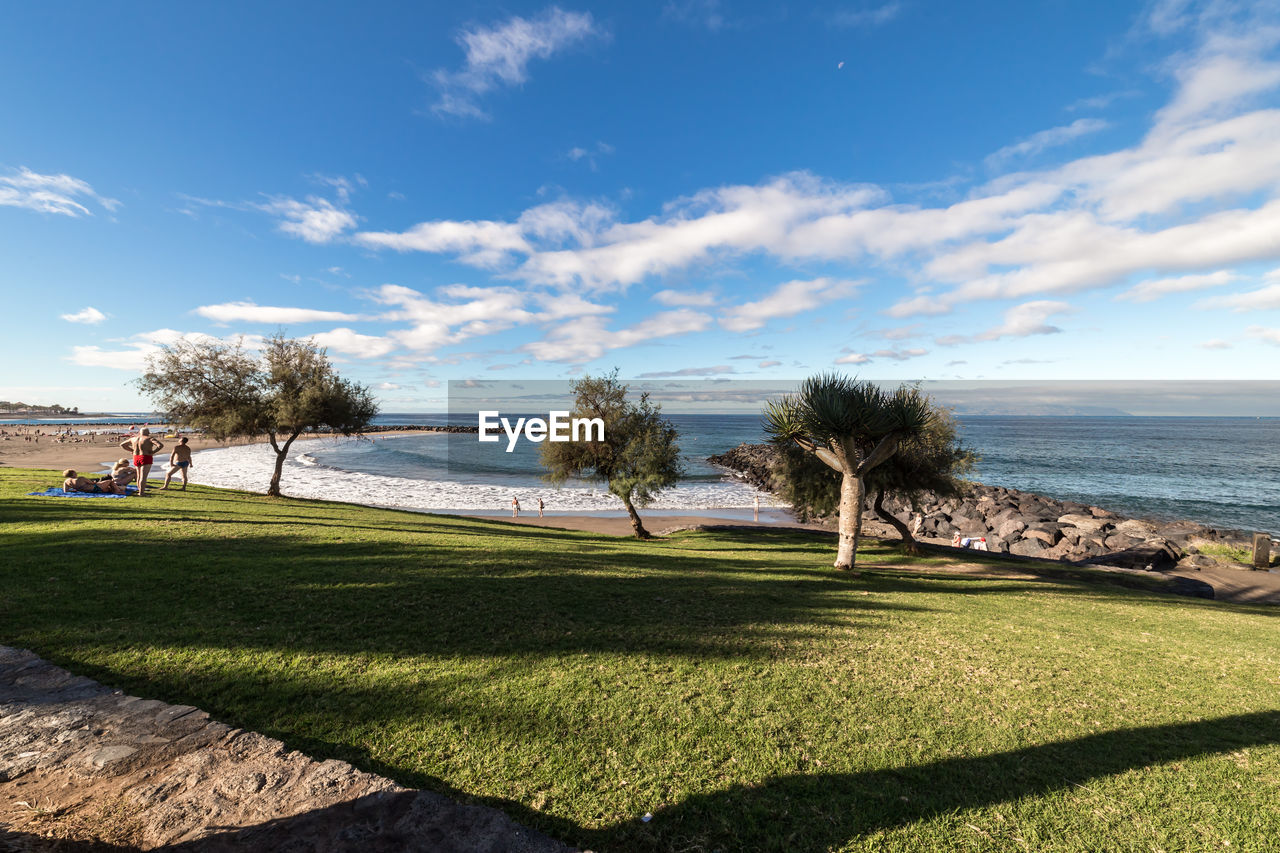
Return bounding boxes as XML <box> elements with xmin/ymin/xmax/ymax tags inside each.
<box><xmin>664</xmin><ymin>0</ymin><xmax>727</xmax><ymax>31</ymax></box>
<box><xmin>936</xmin><ymin>301</ymin><xmax>1072</xmax><ymax>346</ymax></box>
<box><xmin>0</xmin><ymin>167</ymin><xmax>119</xmax><ymax>217</ymax></box>
<box><xmin>1116</xmin><ymin>270</ymin><xmax>1238</xmax><ymax>302</ymax></box>
<box><xmin>523</xmin><ymin>309</ymin><xmax>711</xmax><ymax>363</ymax></box>
<box><xmin>361</xmin><ymin>282</ymin><xmax>610</xmax><ymax>357</ymax></box>
<box><xmin>566</xmin><ymin>140</ymin><xmax>614</xmax><ymax>170</ymax></box>
<box><xmin>1247</xmin><ymin>325</ymin><xmax>1280</xmax><ymax>345</ymax></box>
<box><xmin>835</xmin><ymin>347</ymin><xmax>925</xmax><ymax>364</ymax></box>
<box><xmin>1201</xmin><ymin>281</ymin><xmax>1280</xmax><ymax>311</ymax></box>
<box><xmin>356</xmin><ymin>218</ymin><xmax>530</xmax><ymax>266</ymax></box>
<box><xmin>720</xmin><ymin>278</ymin><xmax>859</xmax><ymax>332</ymax></box>
<box><xmin>1066</xmin><ymin>90</ymin><xmax>1141</xmax><ymax>112</ymax></box>
<box><xmin>254</xmin><ymin>195</ymin><xmax>356</xmax><ymax>244</ymax></box>
<box><xmin>829</xmin><ymin>3</ymin><xmax>901</xmax><ymax>27</ymax></box>
<box><xmin>1199</xmin><ymin>339</ymin><xmax>1233</xmax><ymax>349</ymax></box>
<box><xmin>758</xmin><ymin>359</ymin><xmax>782</xmax><ymax>368</ymax></box>
<box><xmin>636</xmin><ymin>365</ymin><xmax>735</xmax><ymax>378</ymax></box>
<box><xmin>68</xmin><ymin>329</ymin><xmax>259</xmax><ymax>371</ymax></box>
<box><xmin>985</xmin><ymin>118</ymin><xmax>1109</xmax><ymax>166</ymax></box>
<box><xmin>980</xmin><ymin>301</ymin><xmax>1071</xmax><ymax>341</ymax></box>
<box><xmin>60</xmin><ymin>307</ymin><xmax>107</xmax><ymax>325</ymax></box>
<box><xmin>432</xmin><ymin>7</ymin><xmax>605</xmax><ymax>119</ymax></box>
<box><xmin>195</xmin><ymin>301</ymin><xmax>364</xmax><ymax>324</ymax></box>
<box><xmin>871</xmin><ymin>347</ymin><xmax>928</xmax><ymax>361</ymax></box>
<box><xmin>310</xmin><ymin>328</ymin><xmax>397</xmax><ymax>359</ymax></box>
<box><xmin>653</xmin><ymin>288</ymin><xmax>717</xmax><ymax>306</ymax></box>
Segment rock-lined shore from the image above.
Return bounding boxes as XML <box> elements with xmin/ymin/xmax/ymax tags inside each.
<box><xmin>708</xmin><ymin>443</ymin><xmax>1262</xmax><ymax>573</ymax></box>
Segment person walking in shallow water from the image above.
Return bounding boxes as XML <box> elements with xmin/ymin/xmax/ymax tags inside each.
<box><xmin>538</xmin><ymin>497</ymin><xmax>545</xmax><ymax>518</ymax></box>
<box><xmin>120</xmin><ymin>428</ymin><xmax>164</xmax><ymax>496</ymax></box>
<box><xmin>161</xmin><ymin>436</ymin><xmax>193</xmax><ymax>491</ymax></box>
<box><xmin>511</xmin><ymin>496</ymin><xmax>520</xmax><ymax>518</ymax></box>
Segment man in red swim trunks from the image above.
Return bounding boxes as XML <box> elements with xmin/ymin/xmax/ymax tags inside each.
<box><xmin>120</xmin><ymin>428</ymin><xmax>165</xmax><ymax>497</ymax></box>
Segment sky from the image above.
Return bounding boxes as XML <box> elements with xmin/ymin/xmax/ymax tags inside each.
<box><xmin>3</xmin><ymin>0</ymin><xmax>1280</xmax><ymax>413</ymax></box>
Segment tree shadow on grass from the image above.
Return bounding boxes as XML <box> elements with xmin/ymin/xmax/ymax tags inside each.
<box><xmin>4</xmin><ymin>527</ymin><xmax>949</xmax><ymax>665</ymax></box>
<box><xmin>564</xmin><ymin>710</ymin><xmax>1280</xmax><ymax>852</ymax></box>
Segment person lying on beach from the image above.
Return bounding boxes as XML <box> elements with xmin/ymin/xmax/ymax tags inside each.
<box><xmin>120</xmin><ymin>428</ymin><xmax>164</xmax><ymax>496</ymax></box>
<box><xmin>62</xmin><ymin>469</ymin><xmax>124</xmax><ymax>495</ymax></box>
<box><xmin>161</xmin><ymin>437</ymin><xmax>193</xmax><ymax>490</ymax></box>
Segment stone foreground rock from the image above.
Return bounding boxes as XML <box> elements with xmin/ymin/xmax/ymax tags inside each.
<box><xmin>708</xmin><ymin>443</ymin><xmax>1262</xmax><ymax>573</ymax></box>
<box><xmin>0</xmin><ymin>647</ymin><xmax>572</xmax><ymax>852</ymax></box>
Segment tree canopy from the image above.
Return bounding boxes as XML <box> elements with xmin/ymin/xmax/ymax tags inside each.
<box><xmin>137</xmin><ymin>334</ymin><xmax>377</xmax><ymax>496</ymax></box>
<box><xmin>540</xmin><ymin>371</ymin><xmax>683</xmax><ymax>539</ymax></box>
<box><xmin>765</xmin><ymin>374</ymin><xmax>933</xmax><ymax>569</ymax></box>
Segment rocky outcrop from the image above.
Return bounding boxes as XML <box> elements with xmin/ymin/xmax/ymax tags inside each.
<box><xmin>708</xmin><ymin>442</ymin><xmax>1260</xmax><ymax>572</ymax></box>
<box><xmin>706</xmin><ymin>444</ymin><xmax>777</xmax><ymax>492</ymax></box>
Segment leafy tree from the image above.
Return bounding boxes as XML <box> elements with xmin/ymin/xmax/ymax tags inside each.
<box><xmin>765</xmin><ymin>374</ymin><xmax>932</xmax><ymax>570</ymax></box>
<box><xmin>137</xmin><ymin>333</ymin><xmax>378</xmax><ymax>496</ymax></box>
<box><xmin>540</xmin><ymin>371</ymin><xmax>683</xmax><ymax>539</ymax></box>
<box><xmin>774</xmin><ymin>399</ymin><xmax>975</xmax><ymax>555</ymax></box>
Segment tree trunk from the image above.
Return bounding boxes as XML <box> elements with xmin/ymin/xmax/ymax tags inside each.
<box><xmin>266</xmin><ymin>431</ymin><xmax>299</xmax><ymax>497</ymax></box>
<box><xmin>835</xmin><ymin>471</ymin><xmax>865</xmax><ymax>570</ymax></box>
<box><xmin>873</xmin><ymin>486</ymin><xmax>920</xmax><ymax>556</ymax></box>
<box><xmin>623</xmin><ymin>495</ymin><xmax>651</xmax><ymax>540</ymax></box>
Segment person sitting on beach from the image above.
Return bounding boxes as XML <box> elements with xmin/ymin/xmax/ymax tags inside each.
<box><xmin>62</xmin><ymin>469</ymin><xmax>124</xmax><ymax>495</ymax></box>
<box><xmin>120</xmin><ymin>428</ymin><xmax>164</xmax><ymax>496</ymax></box>
<box><xmin>160</xmin><ymin>437</ymin><xmax>193</xmax><ymax>490</ymax></box>
<box><xmin>109</xmin><ymin>458</ymin><xmax>137</xmax><ymax>489</ymax></box>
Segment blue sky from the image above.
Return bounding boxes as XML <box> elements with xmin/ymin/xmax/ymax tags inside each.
<box><xmin>4</xmin><ymin>0</ymin><xmax>1280</xmax><ymax>412</ymax></box>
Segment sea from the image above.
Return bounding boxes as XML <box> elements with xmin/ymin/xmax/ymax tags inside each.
<box><xmin>17</xmin><ymin>413</ymin><xmax>1278</xmax><ymax>533</ymax></box>
<box><xmin>174</xmin><ymin>413</ymin><xmax>1278</xmax><ymax>533</ymax></box>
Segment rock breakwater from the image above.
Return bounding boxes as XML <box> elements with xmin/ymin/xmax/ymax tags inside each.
<box><xmin>708</xmin><ymin>443</ymin><xmax>1261</xmax><ymax>573</ymax></box>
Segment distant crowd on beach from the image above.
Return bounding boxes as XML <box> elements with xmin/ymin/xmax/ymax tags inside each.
<box><xmin>2</xmin><ymin>425</ymin><xmax>190</xmax><ymax>445</ymax></box>
<box><xmin>60</xmin><ymin>428</ymin><xmax>194</xmax><ymax>497</ymax></box>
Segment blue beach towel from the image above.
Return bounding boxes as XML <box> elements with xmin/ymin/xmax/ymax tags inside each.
<box><xmin>28</xmin><ymin>484</ymin><xmax>139</xmax><ymax>499</ymax></box>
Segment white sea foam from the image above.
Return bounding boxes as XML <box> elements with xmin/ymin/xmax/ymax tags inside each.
<box><xmin>190</xmin><ymin>439</ymin><xmax>780</xmax><ymax>512</ymax></box>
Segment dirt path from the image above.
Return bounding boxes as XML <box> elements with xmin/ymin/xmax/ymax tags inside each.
<box><xmin>0</xmin><ymin>647</ymin><xmax>571</xmax><ymax>852</ymax></box>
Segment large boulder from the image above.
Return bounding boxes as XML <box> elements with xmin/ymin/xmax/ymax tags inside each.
<box><xmin>1023</xmin><ymin>525</ymin><xmax>1062</xmax><ymax>547</ymax></box>
<box><xmin>995</xmin><ymin>518</ymin><xmax>1028</xmax><ymax>540</ymax></box>
<box><xmin>1104</xmin><ymin>533</ymin><xmax>1145</xmax><ymax>551</ymax></box>
<box><xmin>1010</xmin><ymin>539</ymin><xmax>1046</xmax><ymax>558</ymax></box>
<box><xmin>1113</xmin><ymin>519</ymin><xmax>1159</xmax><ymax>539</ymax></box>
<box><xmin>1156</xmin><ymin>519</ymin><xmax>1213</xmax><ymax>545</ymax></box>
<box><xmin>1058</xmin><ymin>514</ymin><xmax>1112</xmax><ymax>534</ymax></box>
<box><xmin>1084</xmin><ymin>540</ymin><xmax>1184</xmax><ymax>572</ymax></box>
<box><xmin>1176</xmin><ymin>554</ymin><xmax>1219</xmax><ymax>572</ymax></box>
<box><xmin>950</xmin><ymin>513</ymin><xmax>988</xmax><ymax>537</ymax></box>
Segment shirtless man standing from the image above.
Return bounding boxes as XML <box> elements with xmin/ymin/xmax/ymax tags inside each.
<box><xmin>120</xmin><ymin>428</ymin><xmax>165</xmax><ymax>497</ymax></box>
<box><xmin>161</xmin><ymin>436</ymin><xmax>194</xmax><ymax>491</ymax></box>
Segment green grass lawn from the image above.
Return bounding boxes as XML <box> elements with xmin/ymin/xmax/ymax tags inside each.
<box><xmin>2</xmin><ymin>466</ymin><xmax>1278</xmax><ymax>852</ymax></box>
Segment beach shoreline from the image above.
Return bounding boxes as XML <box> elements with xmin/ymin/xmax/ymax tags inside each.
<box><xmin>0</xmin><ymin>425</ymin><xmax>445</xmax><ymax>473</ymax></box>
